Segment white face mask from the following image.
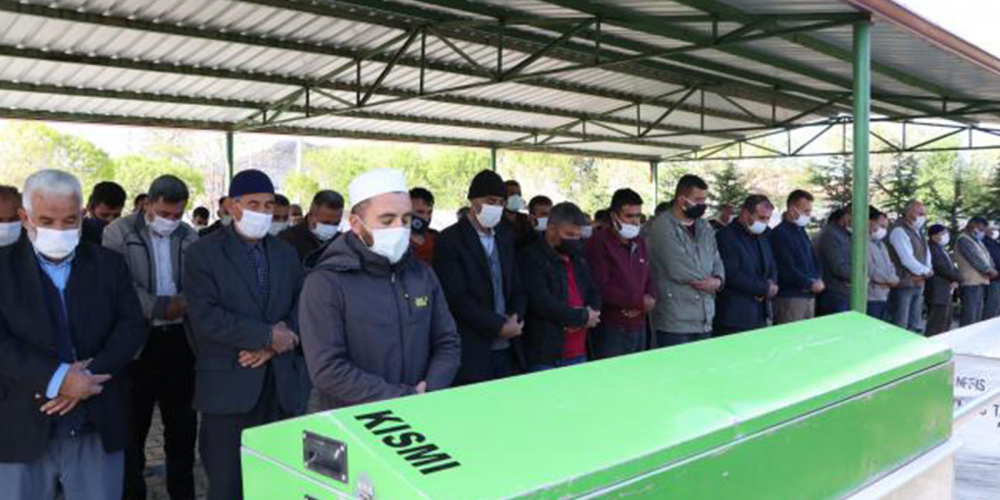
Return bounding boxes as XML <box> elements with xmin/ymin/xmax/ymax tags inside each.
<box><xmin>364</xmin><ymin>224</ymin><xmax>411</xmax><ymax>264</ymax></box>
<box><xmin>914</xmin><ymin>216</ymin><xmax>926</xmax><ymax>230</ymax></box>
<box><xmin>749</xmin><ymin>221</ymin><xmax>768</xmax><ymax>235</ymax></box>
<box><xmin>938</xmin><ymin>233</ymin><xmax>950</xmax><ymax>246</ymax></box>
<box><xmin>312</xmin><ymin>222</ymin><xmax>339</xmax><ymax>242</ymax></box>
<box><xmin>31</xmin><ymin>226</ymin><xmax>80</xmax><ymax>260</ymax></box>
<box><xmin>506</xmin><ymin>195</ymin><xmax>525</xmax><ymax>212</ymax></box>
<box><xmin>268</xmin><ymin>221</ymin><xmax>289</xmax><ymax>236</ymax></box>
<box><xmin>0</xmin><ymin>221</ymin><xmax>20</xmax><ymax>247</ymax></box>
<box><xmin>616</xmin><ymin>220</ymin><xmax>640</xmax><ymax>240</ymax></box>
<box><xmin>581</xmin><ymin>226</ymin><xmax>593</xmax><ymax>239</ymax></box>
<box><xmin>476</xmin><ymin>204</ymin><xmax>504</xmax><ymax>229</ymax></box>
<box><xmin>149</xmin><ymin>216</ymin><xmax>181</xmax><ymax>237</ymax></box>
<box><xmin>534</xmin><ymin>217</ymin><xmax>548</xmax><ymax>232</ymax></box>
<box><xmin>221</xmin><ymin>214</ymin><xmax>233</xmax><ymax>226</ymax></box>
<box><xmin>194</xmin><ymin>224</ymin><xmax>207</xmax><ymax>232</ymax></box>
<box><xmin>795</xmin><ymin>214</ymin><xmax>811</xmax><ymax>227</ymax></box>
<box><xmin>872</xmin><ymin>227</ymin><xmax>887</xmax><ymax>241</ymax></box>
<box><xmin>235</xmin><ymin>209</ymin><xmax>272</xmax><ymax>240</ymax></box>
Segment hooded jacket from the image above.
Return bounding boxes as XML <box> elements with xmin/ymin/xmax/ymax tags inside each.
<box><xmin>299</xmin><ymin>231</ymin><xmax>461</xmax><ymax>410</ymax></box>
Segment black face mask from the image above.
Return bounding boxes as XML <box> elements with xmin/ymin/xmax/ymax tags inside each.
<box><xmin>683</xmin><ymin>203</ymin><xmax>707</xmax><ymax>220</ymax></box>
<box><xmin>411</xmin><ymin>216</ymin><xmax>429</xmax><ymax>235</ymax></box>
<box><xmin>556</xmin><ymin>238</ymin><xmax>582</xmax><ymax>256</ymax></box>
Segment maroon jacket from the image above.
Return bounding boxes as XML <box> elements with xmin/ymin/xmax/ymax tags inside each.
<box><xmin>585</xmin><ymin>226</ymin><xmax>654</xmax><ymax>329</ymax></box>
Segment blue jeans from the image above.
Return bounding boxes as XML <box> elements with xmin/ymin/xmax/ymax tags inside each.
<box><xmin>655</xmin><ymin>331</ymin><xmax>711</xmax><ymax>348</ymax></box>
<box><xmin>528</xmin><ymin>355</ymin><xmax>587</xmax><ymax>372</ymax></box>
<box><xmin>867</xmin><ymin>301</ymin><xmax>888</xmax><ymax>321</ymax></box>
<box><xmin>888</xmin><ymin>286</ymin><xmax>924</xmax><ymax>333</ymax></box>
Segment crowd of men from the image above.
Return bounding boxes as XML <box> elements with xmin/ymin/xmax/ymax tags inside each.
<box><xmin>1</xmin><ymin>165</ymin><xmax>999</xmax><ymax>500</ymax></box>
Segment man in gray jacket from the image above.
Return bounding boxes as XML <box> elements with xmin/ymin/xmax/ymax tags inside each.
<box><xmin>103</xmin><ymin>175</ymin><xmax>199</xmax><ymax>500</ymax></box>
<box><xmin>867</xmin><ymin>207</ymin><xmax>898</xmax><ymax>320</ymax></box>
<box><xmin>816</xmin><ymin>207</ymin><xmax>853</xmax><ymax>316</ymax></box>
<box><xmin>299</xmin><ymin>169</ymin><xmax>460</xmax><ymax>410</ymax></box>
<box><xmin>647</xmin><ymin>175</ymin><xmax>725</xmax><ymax>347</ymax></box>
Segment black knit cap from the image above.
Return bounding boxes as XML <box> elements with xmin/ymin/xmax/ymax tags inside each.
<box><xmin>467</xmin><ymin>169</ymin><xmax>505</xmax><ymax>201</ymax></box>
<box><xmin>229</xmin><ymin>169</ymin><xmax>275</xmax><ymax>198</ymax></box>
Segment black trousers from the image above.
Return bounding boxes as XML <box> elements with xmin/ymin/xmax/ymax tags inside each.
<box><xmin>200</xmin><ymin>366</ymin><xmax>286</xmax><ymax>500</ymax></box>
<box><xmin>123</xmin><ymin>324</ymin><xmax>197</xmax><ymax>500</ymax></box>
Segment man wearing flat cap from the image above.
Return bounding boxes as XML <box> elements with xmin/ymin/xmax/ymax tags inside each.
<box><xmin>184</xmin><ymin>169</ymin><xmax>307</xmax><ymax>500</ymax></box>
<box><xmin>299</xmin><ymin>168</ymin><xmax>461</xmax><ymax>410</ymax></box>
<box><xmin>434</xmin><ymin>170</ymin><xmax>527</xmax><ymax>384</ymax></box>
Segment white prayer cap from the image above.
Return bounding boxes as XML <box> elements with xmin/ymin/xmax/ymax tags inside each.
<box><xmin>348</xmin><ymin>168</ymin><xmax>408</xmax><ymax>207</ymax></box>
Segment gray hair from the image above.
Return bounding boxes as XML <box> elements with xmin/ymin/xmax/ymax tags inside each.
<box><xmin>147</xmin><ymin>175</ymin><xmax>190</xmax><ymax>204</ymax></box>
<box><xmin>22</xmin><ymin>169</ymin><xmax>82</xmax><ymax>214</ymax></box>
<box><xmin>549</xmin><ymin>202</ymin><xmax>587</xmax><ymax>227</ymax></box>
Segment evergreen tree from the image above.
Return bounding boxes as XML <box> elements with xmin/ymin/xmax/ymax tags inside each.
<box><xmin>874</xmin><ymin>153</ymin><xmax>921</xmax><ymax>218</ymax></box>
<box><xmin>807</xmin><ymin>154</ymin><xmax>853</xmax><ymax>206</ymax></box>
<box><xmin>709</xmin><ymin>161</ymin><xmax>750</xmax><ymax>209</ymax></box>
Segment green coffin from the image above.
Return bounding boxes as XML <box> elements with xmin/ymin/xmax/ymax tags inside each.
<box><xmin>241</xmin><ymin>312</ymin><xmax>953</xmax><ymax>500</ymax></box>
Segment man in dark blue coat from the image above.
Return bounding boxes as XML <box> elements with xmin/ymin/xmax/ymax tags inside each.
<box><xmin>770</xmin><ymin>189</ymin><xmax>825</xmax><ymax>324</ymax></box>
<box><xmin>714</xmin><ymin>195</ymin><xmax>779</xmax><ymax>336</ymax></box>
<box><xmin>0</xmin><ymin>169</ymin><xmax>146</xmax><ymax>500</ymax></box>
<box><xmin>184</xmin><ymin>169</ymin><xmax>306</xmax><ymax>500</ymax></box>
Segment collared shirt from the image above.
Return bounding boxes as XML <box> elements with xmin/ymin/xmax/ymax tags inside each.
<box><xmin>149</xmin><ymin>229</ymin><xmax>181</xmax><ymax>326</ymax></box>
<box><xmin>37</xmin><ymin>249</ymin><xmax>76</xmax><ymax>399</ymax></box>
<box><xmin>469</xmin><ymin>214</ymin><xmax>496</xmax><ymax>257</ymax></box>
<box><xmin>890</xmin><ymin>225</ymin><xmax>932</xmax><ymax>276</ymax></box>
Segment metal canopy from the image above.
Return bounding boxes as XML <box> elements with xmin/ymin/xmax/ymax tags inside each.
<box><xmin>1</xmin><ymin>0</ymin><xmax>1000</xmax><ymax>162</ymax></box>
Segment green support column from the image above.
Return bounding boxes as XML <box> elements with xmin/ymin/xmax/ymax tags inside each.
<box><xmin>651</xmin><ymin>160</ymin><xmax>660</xmax><ymax>208</ymax></box>
<box><xmin>850</xmin><ymin>20</ymin><xmax>872</xmax><ymax>313</ymax></box>
<box><xmin>226</xmin><ymin>131</ymin><xmax>235</xmax><ymax>186</ymax></box>
<box><xmin>490</xmin><ymin>146</ymin><xmax>498</xmax><ymax>171</ymax></box>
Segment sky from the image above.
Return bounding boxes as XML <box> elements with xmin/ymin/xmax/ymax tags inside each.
<box><xmin>898</xmin><ymin>0</ymin><xmax>1000</xmax><ymax>57</ymax></box>
<box><xmin>41</xmin><ymin>0</ymin><xmax>1000</xmax><ymax>156</ymax></box>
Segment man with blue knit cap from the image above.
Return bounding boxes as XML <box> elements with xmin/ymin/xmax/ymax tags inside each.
<box><xmin>184</xmin><ymin>169</ymin><xmax>306</xmax><ymax>500</ymax></box>
<box><xmin>299</xmin><ymin>168</ymin><xmax>461</xmax><ymax>410</ymax></box>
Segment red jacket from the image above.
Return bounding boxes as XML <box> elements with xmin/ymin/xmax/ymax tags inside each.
<box><xmin>585</xmin><ymin>226</ymin><xmax>654</xmax><ymax>329</ymax></box>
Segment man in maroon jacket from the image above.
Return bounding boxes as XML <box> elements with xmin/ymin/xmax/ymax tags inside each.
<box><xmin>585</xmin><ymin>189</ymin><xmax>656</xmax><ymax>359</ymax></box>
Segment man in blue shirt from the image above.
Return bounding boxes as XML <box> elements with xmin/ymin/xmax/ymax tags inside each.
<box><xmin>769</xmin><ymin>190</ymin><xmax>826</xmax><ymax>324</ymax></box>
<box><xmin>0</xmin><ymin>169</ymin><xmax>146</xmax><ymax>500</ymax></box>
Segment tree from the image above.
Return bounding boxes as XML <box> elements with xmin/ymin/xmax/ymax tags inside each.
<box><xmin>0</xmin><ymin>122</ymin><xmax>115</xmax><ymax>194</ymax></box>
<box><xmin>113</xmin><ymin>155</ymin><xmax>205</xmax><ymax>201</ymax></box>
<box><xmin>874</xmin><ymin>153</ymin><xmax>922</xmax><ymax>217</ymax></box>
<box><xmin>708</xmin><ymin>162</ymin><xmax>750</xmax><ymax>209</ymax></box>
<box><xmin>807</xmin><ymin>154</ymin><xmax>853</xmax><ymax>207</ymax></box>
<box><xmin>284</xmin><ymin>172</ymin><xmax>321</xmax><ymax>207</ymax></box>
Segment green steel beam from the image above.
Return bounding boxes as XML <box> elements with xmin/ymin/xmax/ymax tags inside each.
<box><xmin>534</xmin><ymin>0</ymin><xmax>948</xmax><ymax>118</ymax></box>
<box><xmin>274</xmin><ymin>0</ymin><xmax>860</xmax><ymax>116</ymax></box>
<box><xmin>0</xmin><ymin>108</ymin><xmax>659</xmax><ymax>162</ymax></box>
<box><xmin>651</xmin><ymin>160</ymin><xmax>660</xmax><ymax>208</ymax></box>
<box><xmin>226</xmin><ymin>131</ymin><xmax>235</xmax><ymax>184</ymax></box>
<box><xmin>0</xmin><ymin>2</ymin><xmax>765</xmax><ymax>129</ymax></box>
<box><xmin>851</xmin><ymin>20</ymin><xmax>872</xmax><ymax>313</ymax></box>
<box><xmin>490</xmin><ymin>146</ymin><xmax>498</xmax><ymax>171</ymax></box>
<box><xmin>0</xmin><ymin>48</ymin><xmax>743</xmax><ymax>142</ymax></box>
<box><xmin>662</xmin><ymin>0</ymin><xmax>974</xmax><ymax>108</ymax></box>
<box><xmin>0</xmin><ymin>81</ymin><xmax>697</xmax><ymax>151</ymax></box>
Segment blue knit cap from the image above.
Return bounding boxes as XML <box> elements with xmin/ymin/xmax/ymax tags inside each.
<box><xmin>229</xmin><ymin>169</ymin><xmax>274</xmax><ymax>198</ymax></box>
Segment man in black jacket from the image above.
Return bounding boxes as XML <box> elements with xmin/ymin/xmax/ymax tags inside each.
<box><xmin>714</xmin><ymin>195</ymin><xmax>778</xmax><ymax>336</ymax></box>
<box><xmin>435</xmin><ymin>170</ymin><xmax>527</xmax><ymax>384</ymax></box>
<box><xmin>184</xmin><ymin>170</ymin><xmax>306</xmax><ymax>500</ymax></box>
<box><xmin>520</xmin><ymin>202</ymin><xmax>601</xmax><ymax>372</ymax></box>
<box><xmin>0</xmin><ymin>169</ymin><xmax>146</xmax><ymax>500</ymax></box>
<box><xmin>279</xmin><ymin>190</ymin><xmax>344</xmax><ymax>263</ymax></box>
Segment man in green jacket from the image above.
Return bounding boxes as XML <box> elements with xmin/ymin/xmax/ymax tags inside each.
<box><xmin>647</xmin><ymin>175</ymin><xmax>725</xmax><ymax>347</ymax></box>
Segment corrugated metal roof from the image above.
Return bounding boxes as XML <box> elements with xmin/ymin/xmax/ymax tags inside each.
<box><xmin>0</xmin><ymin>0</ymin><xmax>997</xmax><ymax>162</ymax></box>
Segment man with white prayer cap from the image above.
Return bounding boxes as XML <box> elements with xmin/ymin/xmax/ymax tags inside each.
<box><xmin>298</xmin><ymin>168</ymin><xmax>461</xmax><ymax>410</ymax></box>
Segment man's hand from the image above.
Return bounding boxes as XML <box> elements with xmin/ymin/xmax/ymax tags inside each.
<box><xmin>586</xmin><ymin>308</ymin><xmax>601</xmax><ymax>329</ymax></box>
<box><xmin>642</xmin><ymin>294</ymin><xmax>656</xmax><ymax>313</ymax></box>
<box><xmin>164</xmin><ymin>295</ymin><xmax>187</xmax><ymax>321</ymax></box>
<box><xmin>767</xmin><ymin>281</ymin><xmax>779</xmax><ymax>299</ymax></box>
<box><xmin>810</xmin><ymin>279</ymin><xmax>826</xmax><ymax>295</ymax></box>
<box><xmin>270</xmin><ymin>322</ymin><xmax>299</xmax><ymax>354</ymax></box>
<box><xmin>415</xmin><ymin>381</ymin><xmax>427</xmax><ymax>394</ymax></box>
<box><xmin>499</xmin><ymin>314</ymin><xmax>524</xmax><ymax>339</ymax></box>
<box><xmin>41</xmin><ymin>395</ymin><xmax>81</xmax><ymax>416</ymax></box>
<box><xmin>692</xmin><ymin>277</ymin><xmax>722</xmax><ymax>294</ymax></box>
<box><xmin>58</xmin><ymin>362</ymin><xmax>111</xmax><ymax>400</ymax></box>
<box><xmin>989</xmin><ymin>270</ymin><xmax>999</xmax><ymax>280</ymax></box>
<box><xmin>238</xmin><ymin>348</ymin><xmax>276</xmax><ymax>369</ymax></box>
